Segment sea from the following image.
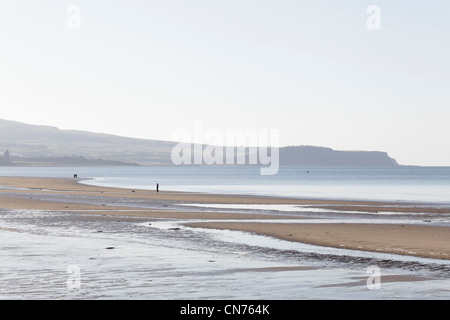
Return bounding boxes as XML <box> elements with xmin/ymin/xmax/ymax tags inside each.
<box><xmin>1</xmin><ymin>165</ymin><xmax>450</xmax><ymax>203</ymax></box>
<box><xmin>1</xmin><ymin>165</ymin><xmax>450</xmax><ymax>300</ymax></box>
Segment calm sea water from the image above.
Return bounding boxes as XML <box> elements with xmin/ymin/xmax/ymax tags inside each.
<box><xmin>1</xmin><ymin>165</ymin><xmax>450</xmax><ymax>203</ymax></box>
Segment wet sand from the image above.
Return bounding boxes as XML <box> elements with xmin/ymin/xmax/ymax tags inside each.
<box><xmin>187</xmin><ymin>222</ymin><xmax>450</xmax><ymax>260</ymax></box>
<box><xmin>1</xmin><ymin>176</ymin><xmax>450</xmax><ymax>261</ymax></box>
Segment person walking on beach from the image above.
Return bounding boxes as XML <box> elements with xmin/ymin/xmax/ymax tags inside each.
<box><xmin>156</xmin><ymin>183</ymin><xmax>159</xmax><ymax>192</ymax></box>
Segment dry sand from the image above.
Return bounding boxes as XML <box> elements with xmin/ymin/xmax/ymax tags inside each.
<box><xmin>1</xmin><ymin>176</ymin><xmax>449</xmax><ymax>260</ymax></box>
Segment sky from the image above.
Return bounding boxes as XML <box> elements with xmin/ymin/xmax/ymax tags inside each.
<box><xmin>0</xmin><ymin>0</ymin><xmax>449</xmax><ymax>166</ymax></box>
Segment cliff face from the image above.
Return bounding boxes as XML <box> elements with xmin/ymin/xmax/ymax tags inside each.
<box><xmin>279</xmin><ymin>146</ymin><xmax>398</xmax><ymax>166</ymax></box>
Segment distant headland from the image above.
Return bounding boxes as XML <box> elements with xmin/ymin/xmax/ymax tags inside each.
<box><xmin>0</xmin><ymin>118</ymin><xmax>398</xmax><ymax>167</ymax></box>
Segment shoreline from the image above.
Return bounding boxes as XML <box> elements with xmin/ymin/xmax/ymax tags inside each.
<box><xmin>1</xmin><ymin>176</ymin><xmax>450</xmax><ymax>261</ymax></box>
<box><xmin>81</xmin><ymin>177</ymin><xmax>450</xmax><ymax>207</ymax></box>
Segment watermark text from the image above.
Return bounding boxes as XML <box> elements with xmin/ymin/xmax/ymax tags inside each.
<box><xmin>171</xmin><ymin>122</ymin><xmax>279</xmax><ymax>175</ymax></box>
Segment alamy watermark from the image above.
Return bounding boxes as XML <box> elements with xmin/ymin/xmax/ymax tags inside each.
<box><xmin>366</xmin><ymin>5</ymin><xmax>381</xmax><ymax>30</ymax></box>
<box><xmin>366</xmin><ymin>265</ymin><xmax>381</xmax><ymax>290</ymax></box>
<box><xmin>67</xmin><ymin>5</ymin><xmax>81</xmax><ymax>30</ymax></box>
<box><xmin>171</xmin><ymin>122</ymin><xmax>280</xmax><ymax>175</ymax></box>
<box><xmin>67</xmin><ymin>264</ymin><xmax>81</xmax><ymax>290</ymax></box>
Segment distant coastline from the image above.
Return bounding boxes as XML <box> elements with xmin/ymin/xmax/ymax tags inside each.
<box><xmin>1</xmin><ymin>118</ymin><xmax>398</xmax><ymax>167</ymax></box>
<box><xmin>1</xmin><ymin>155</ymin><xmax>138</xmax><ymax>167</ymax></box>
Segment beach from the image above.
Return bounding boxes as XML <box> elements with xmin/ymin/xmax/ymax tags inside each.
<box><xmin>1</xmin><ymin>176</ymin><xmax>450</xmax><ymax>299</ymax></box>
<box><xmin>1</xmin><ymin>176</ymin><xmax>449</xmax><ymax>260</ymax></box>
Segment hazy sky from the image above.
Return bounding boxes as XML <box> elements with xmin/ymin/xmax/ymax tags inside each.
<box><xmin>1</xmin><ymin>1</ymin><xmax>449</xmax><ymax>166</ymax></box>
